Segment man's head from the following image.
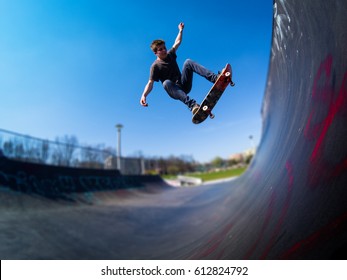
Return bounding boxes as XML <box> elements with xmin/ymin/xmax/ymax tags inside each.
<box><xmin>150</xmin><ymin>39</ymin><xmax>165</xmax><ymax>52</ymax></box>
<box><xmin>150</xmin><ymin>39</ymin><xmax>167</xmax><ymax>59</ymax></box>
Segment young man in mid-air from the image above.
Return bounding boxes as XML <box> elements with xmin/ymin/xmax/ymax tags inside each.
<box><xmin>140</xmin><ymin>22</ymin><xmax>232</xmax><ymax>114</ymax></box>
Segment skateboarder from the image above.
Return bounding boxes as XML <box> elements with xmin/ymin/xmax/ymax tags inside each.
<box><xmin>140</xmin><ymin>22</ymin><xmax>224</xmax><ymax>114</ymax></box>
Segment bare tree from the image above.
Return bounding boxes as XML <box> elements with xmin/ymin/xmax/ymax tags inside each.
<box><xmin>52</xmin><ymin>135</ymin><xmax>78</xmax><ymax>166</ymax></box>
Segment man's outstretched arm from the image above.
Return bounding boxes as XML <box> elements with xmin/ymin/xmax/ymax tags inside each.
<box><xmin>140</xmin><ymin>79</ymin><xmax>154</xmax><ymax>107</ymax></box>
<box><xmin>172</xmin><ymin>22</ymin><xmax>184</xmax><ymax>51</ymax></box>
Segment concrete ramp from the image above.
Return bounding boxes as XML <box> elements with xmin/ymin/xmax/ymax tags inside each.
<box><xmin>0</xmin><ymin>0</ymin><xmax>347</xmax><ymax>259</ymax></box>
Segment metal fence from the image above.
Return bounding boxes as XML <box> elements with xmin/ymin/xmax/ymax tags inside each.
<box><xmin>0</xmin><ymin>128</ymin><xmax>144</xmax><ymax>175</ymax></box>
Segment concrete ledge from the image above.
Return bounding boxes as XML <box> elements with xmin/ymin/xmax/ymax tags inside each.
<box><xmin>177</xmin><ymin>175</ymin><xmax>203</xmax><ymax>186</ymax></box>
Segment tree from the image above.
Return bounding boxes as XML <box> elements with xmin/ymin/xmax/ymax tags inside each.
<box><xmin>52</xmin><ymin>135</ymin><xmax>78</xmax><ymax>166</ymax></box>
<box><xmin>211</xmin><ymin>156</ymin><xmax>225</xmax><ymax>169</ymax></box>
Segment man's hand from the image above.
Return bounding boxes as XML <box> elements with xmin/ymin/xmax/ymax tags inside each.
<box><xmin>140</xmin><ymin>95</ymin><xmax>148</xmax><ymax>107</ymax></box>
<box><xmin>173</xmin><ymin>23</ymin><xmax>184</xmax><ymax>51</ymax></box>
<box><xmin>178</xmin><ymin>22</ymin><xmax>184</xmax><ymax>31</ymax></box>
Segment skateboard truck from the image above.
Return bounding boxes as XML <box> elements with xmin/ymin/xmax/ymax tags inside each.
<box><xmin>202</xmin><ymin>105</ymin><xmax>215</xmax><ymax>119</ymax></box>
<box><xmin>225</xmin><ymin>71</ymin><xmax>235</xmax><ymax>86</ymax></box>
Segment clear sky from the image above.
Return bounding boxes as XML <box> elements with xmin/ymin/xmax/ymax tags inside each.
<box><xmin>0</xmin><ymin>0</ymin><xmax>273</xmax><ymax>163</ymax></box>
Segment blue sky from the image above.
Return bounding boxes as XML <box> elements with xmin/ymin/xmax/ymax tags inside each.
<box><xmin>0</xmin><ymin>0</ymin><xmax>273</xmax><ymax>163</ymax></box>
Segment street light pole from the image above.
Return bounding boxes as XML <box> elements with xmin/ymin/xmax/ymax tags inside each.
<box><xmin>249</xmin><ymin>135</ymin><xmax>255</xmax><ymax>152</ymax></box>
<box><xmin>115</xmin><ymin>124</ymin><xmax>123</xmax><ymax>171</ymax></box>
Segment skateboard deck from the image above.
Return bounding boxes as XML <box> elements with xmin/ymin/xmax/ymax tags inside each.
<box><xmin>192</xmin><ymin>63</ymin><xmax>233</xmax><ymax>124</ymax></box>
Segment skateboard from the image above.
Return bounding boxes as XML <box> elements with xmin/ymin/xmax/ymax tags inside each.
<box><xmin>192</xmin><ymin>63</ymin><xmax>234</xmax><ymax>124</ymax></box>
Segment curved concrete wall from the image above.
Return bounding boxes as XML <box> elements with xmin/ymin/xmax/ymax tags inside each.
<box><xmin>239</xmin><ymin>0</ymin><xmax>347</xmax><ymax>259</ymax></box>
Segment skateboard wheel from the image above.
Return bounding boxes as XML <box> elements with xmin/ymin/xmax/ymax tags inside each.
<box><xmin>225</xmin><ymin>72</ymin><xmax>231</xmax><ymax>77</ymax></box>
<box><xmin>210</xmin><ymin>113</ymin><xmax>215</xmax><ymax>119</ymax></box>
<box><xmin>202</xmin><ymin>105</ymin><xmax>209</xmax><ymax>111</ymax></box>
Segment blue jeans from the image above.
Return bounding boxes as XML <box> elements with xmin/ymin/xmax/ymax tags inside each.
<box><xmin>163</xmin><ymin>59</ymin><xmax>217</xmax><ymax>110</ymax></box>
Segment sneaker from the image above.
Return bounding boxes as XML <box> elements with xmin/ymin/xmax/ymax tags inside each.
<box><xmin>192</xmin><ymin>104</ymin><xmax>200</xmax><ymax>114</ymax></box>
<box><xmin>212</xmin><ymin>71</ymin><xmax>221</xmax><ymax>83</ymax></box>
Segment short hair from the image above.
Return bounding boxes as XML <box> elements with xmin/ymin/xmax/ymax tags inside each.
<box><xmin>150</xmin><ymin>39</ymin><xmax>165</xmax><ymax>53</ymax></box>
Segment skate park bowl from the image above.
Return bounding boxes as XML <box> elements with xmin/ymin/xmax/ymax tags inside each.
<box><xmin>0</xmin><ymin>0</ymin><xmax>347</xmax><ymax>259</ymax></box>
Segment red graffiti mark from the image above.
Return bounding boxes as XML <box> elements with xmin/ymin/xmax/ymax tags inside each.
<box><xmin>190</xmin><ymin>223</ymin><xmax>233</xmax><ymax>259</ymax></box>
<box><xmin>304</xmin><ymin>55</ymin><xmax>347</xmax><ymax>187</ymax></box>
<box><xmin>280</xmin><ymin>210</ymin><xmax>347</xmax><ymax>259</ymax></box>
<box><xmin>311</xmin><ymin>68</ymin><xmax>347</xmax><ymax>162</ymax></box>
<box><xmin>332</xmin><ymin>158</ymin><xmax>347</xmax><ymax>177</ymax></box>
